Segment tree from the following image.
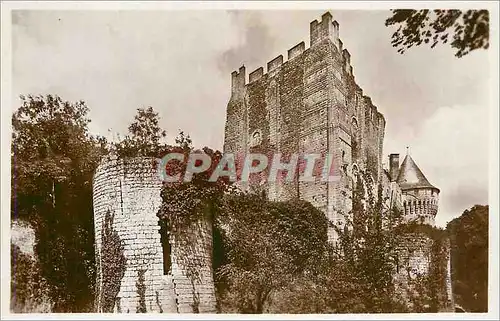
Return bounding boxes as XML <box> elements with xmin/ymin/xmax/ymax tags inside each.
<box><xmin>216</xmin><ymin>194</ymin><xmax>329</xmax><ymax>313</ymax></box>
<box><xmin>174</xmin><ymin>130</ymin><xmax>193</xmax><ymax>150</ymax></box>
<box><xmin>114</xmin><ymin>106</ymin><xmax>167</xmax><ymax>158</ymax></box>
<box><xmin>447</xmin><ymin>205</ymin><xmax>488</xmax><ymax>312</ymax></box>
<box><xmin>11</xmin><ymin>94</ymin><xmax>106</xmax><ymax>312</ymax></box>
<box><xmin>272</xmin><ymin>170</ymin><xmax>409</xmax><ymax>314</ymax></box>
<box><xmin>333</xmin><ymin>170</ymin><xmax>407</xmax><ymax>313</ymax></box>
<box><xmin>385</xmin><ymin>9</ymin><xmax>489</xmax><ymax>57</ymax></box>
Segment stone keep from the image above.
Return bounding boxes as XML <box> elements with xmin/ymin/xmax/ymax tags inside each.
<box><xmin>224</xmin><ymin>12</ymin><xmax>386</xmax><ymax>243</ymax></box>
<box><xmin>93</xmin><ymin>155</ymin><xmax>216</xmax><ymax>313</ymax></box>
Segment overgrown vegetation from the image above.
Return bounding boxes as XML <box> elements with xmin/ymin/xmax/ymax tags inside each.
<box><xmin>99</xmin><ymin>210</ymin><xmax>127</xmax><ymax>312</ymax></box>
<box><xmin>215</xmin><ymin>194</ymin><xmax>329</xmax><ymax>313</ymax></box>
<box><xmin>11</xmin><ymin>95</ymin><xmax>106</xmax><ymax>312</ymax></box>
<box><xmin>10</xmin><ymin>243</ymin><xmax>51</xmax><ymax>313</ymax></box>
<box><xmin>11</xmin><ymin>94</ymin><xmax>488</xmax><ymax>313</ymax></box>
<box><xmin>447</xmin><ymin>205</ymin><xmax>488</xmax><ymax>312</ymax></box>
<box><xmin>396</xmin><ymin>223</ymin><xmax>451</xmax><ymax>312</ymax></box>
<box><xmin>136</xmin><ymin>269</ymin><xmax>147</xmax><ymax>313</ymax></box>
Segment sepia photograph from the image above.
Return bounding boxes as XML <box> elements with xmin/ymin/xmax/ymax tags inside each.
<box><xmin>2</xmin><ymin>1</ymin><xmax>498</xmax><ymax>318</ymax></box>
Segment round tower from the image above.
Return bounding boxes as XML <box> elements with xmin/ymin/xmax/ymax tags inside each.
<box><xmin>396</xmin><ymin>154</ymin><xmax>440</xmax><ymax>226</ymax></box>
<box><xmin>93</xmin><ymin>155</ymin><xmax>216</xmax><ymax>313</ymax></box>
<box><xmin>392</xmin><ymin>152</ymin><xmax>453</xmax><ymax>311</ymax></box>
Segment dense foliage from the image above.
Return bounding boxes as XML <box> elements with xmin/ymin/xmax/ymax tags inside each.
<box><xmin>216</xmin><ymin>194</ymin><xmax>329</xmax><ymax>313</ymax></box>
<box><xmin>99</xmin><ymin>211</ymin><xmax>127</xmax><ymax>312</ymax></box>
<box><xmin>335</xmin><ymin>172</ymin><xmax>406</xmax><ymax>312</ymax></box>
<box><xmin>11</xmin><ymin>95</ymin><xmax>106</xmax><ymax>312</ymax></box>
<box><xmin>386</xmin><ymin>9</ymin><xmax>489</xmax><ymax>57</ymax></box>
<box><xmin>447</xmin><ymin>205</ymin><xmax>488</xmax><ymax>312</ymax></box>
<box><xmin>284</xmin><ymin>171</ymin><xmax>409</xmax><ymax>313</ymax></box>
<box><xmin>10</xmin><ymin>243</ymin><xmax>51</xmax><ymax>313</ymax></box>
<box><xmin>114</xmin><ymin>106</ymin><xmax>168</xmax><ymax>158</ymax></box>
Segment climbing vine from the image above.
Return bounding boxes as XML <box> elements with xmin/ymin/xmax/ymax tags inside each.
<box><xmin>157</xmin><ymin>146</ymin><xmax>230</xmax><ymax>308</ymax></box>
<box><xmin>334</xmin><ymin>168</ymin><xmax>451</xmax><ymax>312</ymax></box>
<box><xmin>396</xmin><ymin>222</ymin><xmax>450</xmax><ymax>312</ymax></box>
<box><xmin>136</xmin><ymin>269</ymin><xmax>147</xmax><ymax>313</ymax></box>
<box><xmin>100</xmin><ymin>210</ymin><xmax>127</xmax><ymax>312</ymax></box>
<box><xmin>158</xmin><ymin>147</ymin><xmax>230</xmax><ymax>227</ymax></box>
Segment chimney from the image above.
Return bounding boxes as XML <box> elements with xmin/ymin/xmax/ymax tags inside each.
<box><xmin>389</xmin><ymin>153</ymin><xmax>400</xmax><ymax>182</ymax></box>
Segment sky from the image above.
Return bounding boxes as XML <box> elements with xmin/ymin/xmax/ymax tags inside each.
<box><xmin>11</xmin><ymin>9</ymin><xmax>490</xmax><ymax>227</ymax></box>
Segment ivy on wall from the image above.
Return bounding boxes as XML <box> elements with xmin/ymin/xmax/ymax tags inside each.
<box><xmin>99</xmin><ymin>210</ymin><xmax>127</xmax><ymax>312</ymax></box>
<box><xmin>157</xmin><ymin>146</ymin><xmax>229</xmax><ymax>311</ymax></box>
<box><xmin>396</xmin><ymin>222</ymin><xmax>450</xmax><ymax>312</ymax></box>
<box><xmin>136</xmin><ymin>269</ymin><xmax>147</xmax><ymax>313</ymax></box>
<box><xmin>94</xmin><ymin>251</ymin><xmax>101</xmax><ymax>311</ymax></box>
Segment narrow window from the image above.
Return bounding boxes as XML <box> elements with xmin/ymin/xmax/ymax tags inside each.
<box><xmin>159</xmin><ymin>219</ymin><xmax>172</xmax><ymax>275</ymax></box>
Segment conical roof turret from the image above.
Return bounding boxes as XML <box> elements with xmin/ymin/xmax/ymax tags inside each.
<box><xmin>396</xmin><ymin>154</ymin><xmax>439</xmax><ymax>192</ymax></box>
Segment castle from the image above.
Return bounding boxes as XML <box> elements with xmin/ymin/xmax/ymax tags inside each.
<box><xmin>223</xmin><ymin>12</ymin><xmax>453</xmax><ymax>309</ymax></box>
<box><xmin>92</xmin><ymin>12</ymin><xmax>452</xmax><ymax>313</ymax></box>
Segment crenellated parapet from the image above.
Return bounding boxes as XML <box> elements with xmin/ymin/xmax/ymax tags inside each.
<box><xmin>310</xmin><ymin>12</ymin><xmax>340</xmax><ymax>49</ymax></box>
<box><xmin>229</xmin><ymin>12</ymin><xmax>356</xmax><ymax>87</ymax></box>
<box><xmin>248</xmin><ymin>67</ymin><xmax>264</xmax><ymax>83</ymax></box>
<box><xmin>288</xmin><ymin>41</ymin><xmax>305</xmax><ymax>60</ymax></box>
<box><xmin>403</xmin><ymin>197</ymin><xmax>439</xmax><ymax>225</ymax></box>
<box><xmin>230</xmin><ymin>66</ymin><xmax>246</xmax><ymax>98</ymax></box>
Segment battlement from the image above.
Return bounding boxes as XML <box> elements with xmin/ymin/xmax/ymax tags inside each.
<box><xmin>342</xmin><ymin>49</ymin><xmax>352</xmax><ymax>75</ymax></box>
<box><xmin>361</xmin><ymin>95</ymin><xmax>386</xmax><ymax>127</ymax></box>
<box><xmin>231</xmin><ymin>65</ymin><xmax>246</xmax><ymax>96</ymax></box>
<box><xmin>231</xmin><ymin>12</ymin><xmax>348</xmax><ymax>89</ymax></box>
<box><xmin>310</xmin><ymin>12</ymin><xmax>340</xmax><ymax>48</ymax></box>
<box><xmin>243</xmin><ymin>40</ymin><xmax>305</xmax><ymax>85</ymax></box>
<box><xmin>288</xmin><ymin>41</ymin><xmax>305</xmax><ymax>60</ymax></box>
<box><xmin>228</xmin><ymin>11</ymin><xmax>383</xmax><ymax>125</ymax></box>
<box><xmin>249</xmin><ymin>67</ymin><xmax>264</xmax><ymax>83</ymax></box>
<box><xmin>267</xmin><ymin>55</ymin><xmax>284</xmax><ymax>73</ymax></box>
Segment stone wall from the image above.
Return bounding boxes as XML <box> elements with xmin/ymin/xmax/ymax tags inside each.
<box><xmin>166</xmin><ymin>212</ymin><xmax>217</xmax><ymax>313</ymax></box>
<box><xmin>393</xmin><ymin>232</ymin><xmax>454</xmax><ymax>312</ymax></box>
<box><xmin>93</xmin><ymin>155</ymin><xmax>216</xmax><ymax>313</ymax></box>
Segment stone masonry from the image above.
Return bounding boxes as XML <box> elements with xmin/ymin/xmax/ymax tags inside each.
<box><xmin>93</xmin><ymin>155</ymin><xmax>216</xmax><ymax>313</ymax></box>
<box><xmin>224</xmin><ymin>12</ymin><xmax>386</xmax><ymax>243</ymax></box>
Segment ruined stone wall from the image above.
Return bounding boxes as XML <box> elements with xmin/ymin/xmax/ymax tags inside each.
<box><xmin>393</xmin><ymin>233</ymin><xmax>453</xmax><ymax>312</ymax></box>
<box><xmin>93</xmin><ymin>155</ymin><xmax>216</xmax><ymax>313</ymax></box>
<box><xmin>394</xmin><ymin>233</ymin><xmax>433</xmax><ymax>286</ymax></box>
<box><xmin>164</xmin><ymin>211</ymin><xmax>217</xmax><ymax>313</ymax></box>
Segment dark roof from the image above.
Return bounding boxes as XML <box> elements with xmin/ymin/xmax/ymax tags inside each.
<box><xmin>396</xmin><ymin>155</ymin><xmax>439</xmax><ymax>192</ymax></box>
